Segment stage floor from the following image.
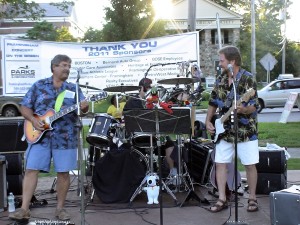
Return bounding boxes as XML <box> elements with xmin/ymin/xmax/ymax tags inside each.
<box><xmin>1</xmin><ymin>170</ymin><xmax>299</xmax><ymax>225</ymax></box>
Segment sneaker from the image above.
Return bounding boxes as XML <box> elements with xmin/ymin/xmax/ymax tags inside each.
<box><xmin>55</xmin><ymin>208</ymin><xmax>71</xmax><ymax>221</ymax></box>
<box><xmin>9</xmin><ymin>208</ymin><xmax>31</xmax><ymax>220</ymax></box>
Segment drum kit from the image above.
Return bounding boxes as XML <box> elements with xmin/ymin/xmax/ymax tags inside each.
<box><xmin>85</xmin><ymin>77</ymin><xmax>204</xmax><ymax>203</ymax></box>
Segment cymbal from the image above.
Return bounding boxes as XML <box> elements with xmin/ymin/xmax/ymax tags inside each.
<box><xmin>79</xmin><ymin>84</ymin><xmax>101</xmax><ymax>90</ymax></box>
<box><xmin>104</xmin><ymin>85</ymin><xmax>140</xmax><ymax>92</ymax></box>
<box><xmin>157</xmin><ymin>77</ymin><xmax>195</xmax><ymax>85</ymax></box>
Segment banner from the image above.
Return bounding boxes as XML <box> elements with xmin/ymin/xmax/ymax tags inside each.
<box><xmin>1</xmin><ymin>32</ymin><xmax>199</xmax><ymax>96</ymax></box>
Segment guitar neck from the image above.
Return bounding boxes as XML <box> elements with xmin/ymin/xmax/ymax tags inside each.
<box><xmin>49</xmin><ymin>104</ymin><xmax>78</xmax><ymax>123</ymax></box>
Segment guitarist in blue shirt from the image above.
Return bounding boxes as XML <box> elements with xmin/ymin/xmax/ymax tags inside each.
<box><xmin>9</xmin><ymin>54</ymin><xmax>89</xmax><ymax>221</ymax></box>
<box><xmin>205</xmin><ymin>46</ymin><xmax>259</xmax><ymax>213</ymax></box>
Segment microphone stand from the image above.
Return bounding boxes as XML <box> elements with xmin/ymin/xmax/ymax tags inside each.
<box><xmin>75</xmin><ymin>69</ymin><xmax>86</xmax><ymax>225</ymax></box>
<box><xmin>225</xmin><ymin>72</ymin><xmax>248</xmax><ymax>225</ymax></box>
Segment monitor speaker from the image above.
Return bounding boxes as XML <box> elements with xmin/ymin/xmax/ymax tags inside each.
<box><xmin>0</xmin><ymin>118</ymin><xmax>28</xmax><ymax>153</ymax></box>
<box><xmin>256</xmin><ymin>173</ymin><xmax>287</xmax><ymax>195</ymax></box>
<box><xmin>256</xmin><ymin>150</ymin><xmax>286</xmax><ymax>174</ymax></box>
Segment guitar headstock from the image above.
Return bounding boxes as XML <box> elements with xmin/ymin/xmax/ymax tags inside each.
<box><xmin>88</xmin><ymin>91</ymin><xmax>108</xmax><ymax>102</ymax></box>
<box><xmin>241</xmin><ymin>88</ymin><xmax>255</xmax><ymax>102</ymax></box>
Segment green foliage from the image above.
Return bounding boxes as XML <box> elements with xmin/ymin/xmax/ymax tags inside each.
<box><xmin>100</xmin><ymin>0</ymin><xmax>167</xmax><ymax>41</ymax></box>
<box><xmin>0</xmin><ymin>1</ymin><xmax>73</xmax><ymax>20</ymax></box>
<box><xmin>25</xmin><ymin>21</ymin><xmax>57</xmax><ymax>41</ymax></box>
<box><xmin>82</xmin><ymin>28</ymin><xmax>104</xmax><ymax>42</ymax></box>
<box><xmin>56</xmin><ymin>26</ymin><xmax>77</xmax><ymax>42</ymax></box>
<box><xmin>24</xmin><ymin>21</ymin><xmax>76</xmax><ymax>42</ymax></box>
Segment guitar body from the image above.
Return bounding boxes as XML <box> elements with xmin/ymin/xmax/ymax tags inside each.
<box><xmin>24</xmin><ymin>109</ymin><xmax>55</xmax><ymax>144</ymax></box>
<box><xmin>213</xmin><ymin>117</ymin><xmax>225</xmax><ymax>143</ymax></box>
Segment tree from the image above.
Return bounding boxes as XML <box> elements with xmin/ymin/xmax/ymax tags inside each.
<box><xmin>211</xmin><ymin>0</ymin><xmax>299</xmax><ymax>81</ymax></box>
<box><xmin>100</xmin><ymin>0</ymin><xmax>166</xmax><ymax>42</ymax></box>
<box><xmin>56</xmin><ymin>26</ymin><xmax>77</xmax><ymax>42</ymax></box>
<box><xmin>82</xmin><ymin>27</ymin><xmax>103</xmax><ymax>42</ymax></box>
<box><xmin>25</xmin><ymin>20</ymin><xmax>57</xmax><ymax>41</ymax></box>
<box><xmin>0</xmin><ymin>0</ymin><xmax>74</xmax><ymax>20</ymax></box>
<box><xmin>24</xmin><ymin>20</ymin><xmax>76</xmax><ymax>42</ymax></box>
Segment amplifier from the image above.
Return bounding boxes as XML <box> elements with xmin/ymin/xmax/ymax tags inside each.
<box><xmin>2</xmin><ymin>153</ymin><xmax>23</xmax><ymax>175</ymax></box>
<box><xmin>0</xmin><ymin>118</ymin><xmax>28</xmax><ymax>153</ymax></box>
<box><xmin>188</xmin><ymin>140</ymin><xmax>214</xmax><ymax>184</ymax></box>
<box><xmin>7</xmin><ymin>174</ymin><xmax>23</xmax><ymax>195</ymax></box>
<box><xmin>256</xmin><ymin>150</ymin><xmax>286</xmax><ymax>174</ymax></box>
<box><xmin>270</xmin><ymin>191</ymin><xmax>300</xmax><ymax>225</ymax></box>
<box><xmin>0</xmin><ymin>155</ymin><xmax>7</xmax><ymax>211</ymax></box>
<box><xmin>256</xmin><ymin>173</ymin><xmax>287</xmax><ymax>195</ymax></box>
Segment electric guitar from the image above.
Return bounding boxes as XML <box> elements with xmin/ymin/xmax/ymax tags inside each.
<box><xmin>213</xmin><ymin>88</ymin><xmax>255</xmax><ymax>143</ymax></box>
<box><xmin>24</xmin><ymin>91</ymin><xmax>108</xmax><ymax>144</ymax></box>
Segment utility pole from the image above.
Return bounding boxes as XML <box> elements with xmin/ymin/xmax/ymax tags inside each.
<box><xmin>187</xmin><ymin>0</ymin><xmax>196</xmax><ymax>31</ymax></box>
<box><xmin>281</xmin><ymin>0</ymin><xmax>287</xmax><ymax>74</ymax></box>
<box><xmin>251</xmin><ymin>0</ymin><xmax>256</xmax><ymax>80</ymax></box>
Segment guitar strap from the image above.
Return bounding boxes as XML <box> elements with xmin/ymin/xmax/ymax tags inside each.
<box><xmin>54</xmin><ymin>90</ymin><xmax>66</xmax><ymax>112</ymax></box>
<box><xmin>223</xmin><ymin>69</ymin><xmax>245</xmax><ymax>111</ymax></box>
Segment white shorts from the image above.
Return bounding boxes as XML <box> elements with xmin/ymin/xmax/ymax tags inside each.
<box><xmin>215</xmin><ymin>139</ymin><xmax>259</xmax><ymax>165</ymax></box>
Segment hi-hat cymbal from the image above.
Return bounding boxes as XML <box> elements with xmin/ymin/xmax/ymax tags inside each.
<box><xmin>157</xmin><ymin>77</ymin><xmax>195</xmax><ymax>85</ymax></box>
<box><xmin>79</xmin><ymin>84</ymin><xmax>101</xmax><ymax>90</ymax></box>
<box><xmin>104</xmin><ymin>85</ymin><xmax>140</xmax><ymax>92</ymax></box>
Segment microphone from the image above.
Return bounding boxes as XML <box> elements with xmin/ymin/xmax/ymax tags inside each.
<box><xmin>227</xmin><ymin>64</ymin><xmax>234</xmax><ymax>77</ymax></box>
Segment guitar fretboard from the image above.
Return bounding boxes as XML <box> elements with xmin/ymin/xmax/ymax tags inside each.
<box><xmin>50</xmin><ymin>104</ymin><xmax>78</xmax><ymax>123</ymax></box>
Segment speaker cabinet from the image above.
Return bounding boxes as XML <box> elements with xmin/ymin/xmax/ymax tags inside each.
<box><xmin>2</xmin><ymin>153</ymin><xmax>23</xmax><ymax>175</ymax></box>
<box><xmin>256</xmin><ymin>173</ymin><xmax>287</xmax><ymax>195</ymax></box>
<box><xmin>0</xmin><ymin>155</ymin><xmax>7</xmax><ymax>211</ymax></box>
<box><xmin>188</xmin><ymin>140</ymin><xmax>214</xmax><ymax>184</ymax></box>
<box><xmin>0</xmin><ymin>118</ymin><xmax>28</xmax><ymax>153</ymax></box>
<box><xmin>7</xmin><ymin>174</ymin><xmax>23</xmax><ymax>196</ymax></box>
<box><xmin>256</xmin><ymin>150</ymin><xmax>286</xmax><ymax>173</ymax></box>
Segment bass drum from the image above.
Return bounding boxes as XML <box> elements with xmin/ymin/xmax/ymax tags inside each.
<box><xmin>92</xmin><ymin>148</ymin><xmax>148</xmax><ymax>203</ymax></box>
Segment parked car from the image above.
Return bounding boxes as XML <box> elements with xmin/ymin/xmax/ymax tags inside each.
<box><xmin>0</xmin><ymin>88</ymin><xmax>22</xmax><ymax>117</ymax></box>
<box><xmin>257</xmin><ymin>78</ymin><xmax>300</xmax><ymax>113</ymax></box>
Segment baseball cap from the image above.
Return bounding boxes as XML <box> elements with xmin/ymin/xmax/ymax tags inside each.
<box><xmin>139</xmin><ymin>78</ymin><xmax>152</xmax><ymax>88</ymax></box>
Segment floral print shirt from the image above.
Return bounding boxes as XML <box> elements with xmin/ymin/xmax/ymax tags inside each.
<box><xmin>208</xmin><ymin>68</ymin><xmax>259</xmax><ymax>143</ymax></box>
<box><xmin>20</xmin><ymin>76</ymin><xmax>85</xmax><ymax>149</ymax></box>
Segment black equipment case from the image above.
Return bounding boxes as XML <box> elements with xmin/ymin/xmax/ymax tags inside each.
<box><xmin>270</xmin><ymin>191</ymin><xmax>300</xmax><ymax>225</ymax></box>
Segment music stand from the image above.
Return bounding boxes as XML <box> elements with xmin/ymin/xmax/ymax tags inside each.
<box><xmin>124</xmin><ymin>107</ymin><xmax>205</xmax><ymax>225</ymax></box>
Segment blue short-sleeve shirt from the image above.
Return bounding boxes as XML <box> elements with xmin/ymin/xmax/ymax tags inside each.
<box><xmin>20</xmin><ymin>76</ymin><xmax>86</xmax><ymax>149</ymax></box>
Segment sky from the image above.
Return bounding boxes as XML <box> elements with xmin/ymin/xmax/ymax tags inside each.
<box><xmin>34</xmin><ymin>0</ymin><xmax>299</xmax><ymax>42</ymax></box>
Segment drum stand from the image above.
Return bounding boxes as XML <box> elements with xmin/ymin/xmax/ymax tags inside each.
<box><xmin>86</xmin><ymin>145</ymin><xmax>110</xmax><ymax>202</ymax></box>
<box><xmin>164</xmin><ymin>135</ymin><xmax>193</xmax><ymax>193</ymax></box>
<box><xmin>129</xmin><ymin>134</ymin><xmax>177</xmax><ymax>204</ymax></box>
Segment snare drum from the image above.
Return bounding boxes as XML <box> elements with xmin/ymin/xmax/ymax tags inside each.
<box><xmin>86</xmin><ymin>114</ymin><xmax>119</xmax><ymax>147</ymax></box>
<box><xmin>131</xmin><ymin>134</ymin><xmax>157</xmax><ymax>154</ymax></box>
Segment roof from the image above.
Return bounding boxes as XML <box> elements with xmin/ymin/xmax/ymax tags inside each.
<box><xmin>12</xmin><ymin>3</ymin><xmax>73</xmax><ymax>18</ymax></box>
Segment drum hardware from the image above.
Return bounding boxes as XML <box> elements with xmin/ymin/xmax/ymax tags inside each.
<box><xmin>86</xmin><ymin>144</ymin><xmax>111</xmax><ymax>202</ymax></box>
<box><xmin>124</xmin><ymin>109</ymin><xmax>180</xmax><ymax>214</ymax></box>
<box><xmin>157</xmin><ymin>77</ymin><xmax>196</xmax><ymax>85</ymax></box>
<box><xmin>79</xmin><ymin>83</ymin><xmax>102</xmax><ymax>91</ymax></box>
<box><xmin>164</xmin><ymin>136</ymin><xmax>193</xmax><ymax>193</ymax></box>
<box><xmin>103</xmin><ymin>85</ymin><xmax>140</xmax><ymax>92</ymax></box>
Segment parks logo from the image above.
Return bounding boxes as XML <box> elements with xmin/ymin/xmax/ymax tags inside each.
<box><xmin>11</xmin><ymin>65</ymin><xmax>35</xmax><ymax>78</ymax></box>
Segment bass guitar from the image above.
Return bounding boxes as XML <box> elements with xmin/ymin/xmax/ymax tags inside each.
<box><xmin>213</xmin><ymin>88</ymin><xmax>255</xmax><ymax>143</ymax></box>
<box><xmin>24</xmin><ymin>91</ymin><xmax>107</xmax><ymax>144</ymax></box>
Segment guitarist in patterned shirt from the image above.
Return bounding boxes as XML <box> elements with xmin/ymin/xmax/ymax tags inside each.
<box><xmin>205</xmin><ymin>46</ymin><xmax>259</xmax><ymax>213</ymax></box>
<box><xmin>9</xmin><ymin>54</ymin><xmax>89</xmax><ymax>221</ymax></box>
